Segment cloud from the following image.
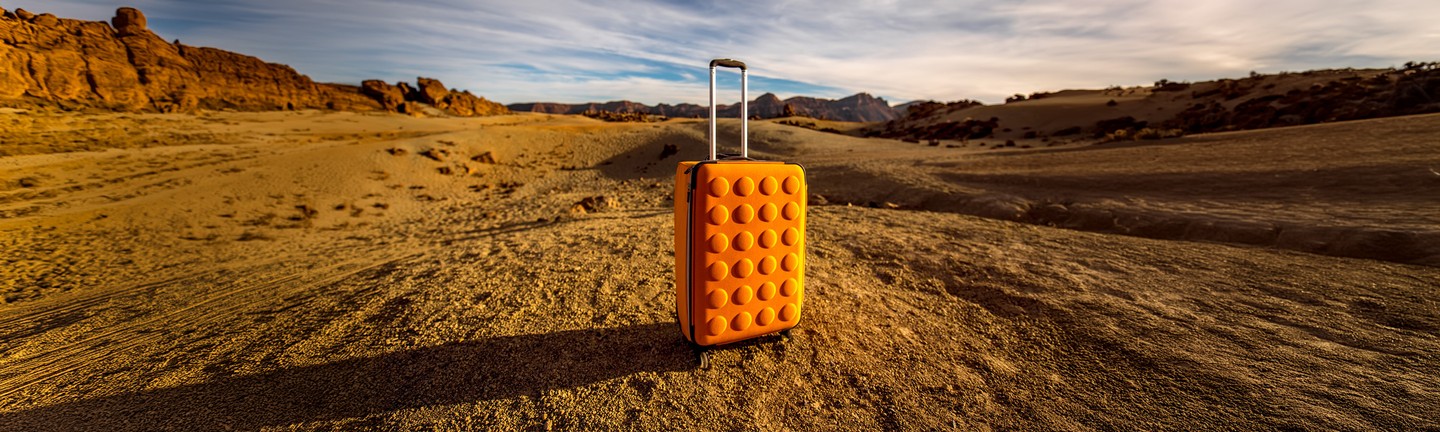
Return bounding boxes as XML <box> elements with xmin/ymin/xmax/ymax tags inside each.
<box><xmin>8</xmin><ymin>0</ymin><xmax>1438</xmax><ymax>105</ymax></box>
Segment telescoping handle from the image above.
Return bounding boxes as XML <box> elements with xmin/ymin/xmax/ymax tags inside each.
<box><xmin>708</xmin><ymin>58</ymin><xmax>747</xmax><ymax>160</ymax></box>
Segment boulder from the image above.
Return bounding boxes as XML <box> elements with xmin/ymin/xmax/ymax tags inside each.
<box><xmin>111</xmin><ymin>7</ymin><xmax>147</xmax><ymax>36</ymax></box>
<box><xmin>361</xmin><ymin>79</ymin><xmax>404</xmax><ymax>110</ymax></box>
<box><xmin>398</xmin><ymin>101</ymin><xmax>426</xmax><ymax>117</ymax></box>
<box><xmin>14</xmin><ymin>8</ymin><xmax>35</xmax><ymax>20</ymax></box>
<box><xmin>415</xmin><ymin>77</ymin><xmax>450</xmax><ymax>105</ymax></box>
<box><xmin>442</xmin><ymin>90</ymin><xmax>509</xmax><ymax>116</ymax></box>
<box><xmin>397</xmin><ymin>82</ymin><xmax>417</xmax><ymax>100</ymax></box>
<box><xmin>33</xmin><ymin>13</ymin><xmax>59</xmax><ymax>27</ymax></box>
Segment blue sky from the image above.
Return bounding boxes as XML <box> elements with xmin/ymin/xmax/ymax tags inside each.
<box><xmin>8</xmin><ymin>0</ymin><xmax>1437</xmax><ymax>105</ymax></box>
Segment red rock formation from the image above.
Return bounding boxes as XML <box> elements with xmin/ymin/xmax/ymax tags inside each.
<box><xmin>415</xmin><ymin>77</ymin><xmax>449</xmax><ymax>105</ymax></box>
<box><xmin>0</xmin><ymin>7</ymin><xmax>507</xmax><ymax>116</ymax></box>
<box><xmin>362</xmin><ymin>80</ymin><xmax>406</xmax><ymax>110</ymax></box>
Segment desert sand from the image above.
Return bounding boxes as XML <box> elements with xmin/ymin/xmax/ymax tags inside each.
<box><xmin>2</xmin><ymin>109</ymin><xmax>1438</xmax><ymax>430</ymax></box>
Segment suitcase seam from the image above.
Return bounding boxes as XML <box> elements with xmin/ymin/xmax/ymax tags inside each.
<box><xmin>686</xmin><ymin>160</ymin><xmax>718</xmax><ymax>344</ymax></box>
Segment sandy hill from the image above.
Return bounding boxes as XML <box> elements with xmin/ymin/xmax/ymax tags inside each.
<box><xmin>876</xmin><ymin>64</ymin><xmax>1440</xmax><ymax>143</ymax></box>
<box><xmin>509</xmin><ymin>92</ymin><xmax>898</xmax><ymax>122</ymax></box>
<box><xmin>0</xmin><ymin>6</ymin><xmax>506</xmax><ymax>116</ymax></box>
<box><xmin>1</xmin><ymin>108</ymin><xmax>1437</xmax><ymax>429</ymax></box>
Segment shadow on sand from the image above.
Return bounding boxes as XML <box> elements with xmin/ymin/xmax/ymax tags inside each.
<box><xmin>2</xmin><ymin>323</ymin><xmax>692</xmax><ymax>430</ymax></box>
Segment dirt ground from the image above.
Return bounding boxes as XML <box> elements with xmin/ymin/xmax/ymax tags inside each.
<box><xmin>1</xmin><ymin>109</ymin><xmax>1437</xmax><ymax>430</ymax></box>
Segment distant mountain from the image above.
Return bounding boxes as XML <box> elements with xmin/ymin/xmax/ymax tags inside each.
<box><xmin>873</xmin><ymin>64</ymin><xmax>1440</xmax><ymax>142</ymax></box>
<box><xmin>891</xmin><ymin>100</ymin><xmax>932</xmax><ymax>117</ymax></box>
<box><xmin>509</xmin><ymin>92</ymin><xmax>899</xmax><ymax>122</ymax></box>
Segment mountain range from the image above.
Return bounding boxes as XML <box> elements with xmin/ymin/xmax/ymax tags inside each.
<box><xmin>509</xmin><ymin>92</ymin><xmax>900</xmax><ymax>122</ymax></box>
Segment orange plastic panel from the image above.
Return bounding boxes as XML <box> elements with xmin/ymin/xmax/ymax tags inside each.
<box><xmin>675</xmin><ymin>161</ymin><xmax>806</xmax><ymax>346</ymax></box>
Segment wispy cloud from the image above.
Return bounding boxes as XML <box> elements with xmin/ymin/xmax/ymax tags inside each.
<box><xmin>9</xmin><ymin>0</ymin><xmax>1438</xmax><ymax>104</ymax></box>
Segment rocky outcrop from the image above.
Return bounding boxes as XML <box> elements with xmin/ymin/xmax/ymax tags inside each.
<box><xmin>0</xmin><ymin>7</ymin><xmax>506</xmax><ymax>116</ymax></box>
<box><xmin>507</xmin><ymin>92</ymin><xmax>899</xmax><ymax>122</ymax></box>
<box><xmin>362</xmin><ymin>80</ymin><xmax>405</xmax><ymax>109</ymax></box>
<box><xmin>440</xmin><ymin>89</ymin><xmax>508</xmax><ymax>116</ymax></box>
<box><xmin>415</xmin><ymin>77</ymin><xmax>448</xmax><ymax>105</ymax></box>
<box><xmin>358</xmin><ymin>77</ymin><xmax>508</xmax><ymax>116</ymax></box>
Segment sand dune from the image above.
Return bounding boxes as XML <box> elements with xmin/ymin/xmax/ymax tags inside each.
<box><xmin>1</xmin><ymin>110</ymin><xmax>1437</xmax><ymax>430</ymax></box>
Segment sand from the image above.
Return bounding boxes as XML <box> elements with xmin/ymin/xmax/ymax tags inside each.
<box><xmin>1</xmin><ymin>109</ymin><xmax>1437</xmax><ymax>430</ymax></box>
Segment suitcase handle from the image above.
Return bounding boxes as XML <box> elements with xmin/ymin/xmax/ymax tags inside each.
<box><xmin>708</xmin><ymin>58</ymin><xmax>748</xmax><ymax>160</ymax></box>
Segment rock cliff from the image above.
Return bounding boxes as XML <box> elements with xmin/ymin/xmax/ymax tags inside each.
<box><xmin>0</xmin><ymin>7</ymin><xmax>506</xmax><ymax>116</ymax></box>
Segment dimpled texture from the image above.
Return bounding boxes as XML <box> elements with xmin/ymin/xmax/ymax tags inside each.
<box><xmin>733</xmin><ymin>285</ymin><xmax>754</xmax><ymax>305</ymax></box>
<box><xmin>758</xmin><ymin>256</ymin><xmax>777</xmax><ymax>275</ymax></box>
<box><xmin>757</xmin><ymin>307</ymin><xmax>776</xmax><ymax>326</ymax></box>
<box><xmin>709</xmin><ymin>177</ymin><xmax>729</xmax><ymax>198</ymax></box>
<box><xmin>734</xmin><ymin>176</ymin><xmax>755</xmax><ymax>196</ymax></box>
<box><xmin>731</xmin><ymin>311</ymin><xmax>753</xmax><ymax>331</ymax></box>
<box><xmin>759</xmin><ymin>229</ymin><xmax>778</xmax><ymax>249</ymax></box>
<box><xmin>733</xmin><ymin>231</ymin><xmax>754</xmax><ymax>251</ymax></box>
<box><xmin>708</xmin><ymin>289</ymin><xmax>728</xmax><ymax>308</ymax></box>
<box><xmin>733</xmin><ymin>204</ymin><xmax>755</xmax><ymax>224</ymax></box>
<box><xmin>709</xmin><ymin>205</ymin><xmax>729</xmax><ymax>225</ymax></box>
<box><xmin>708</xmin><ymin>316</ymin><xmax>728</xmax><ymax>336</ymax></box>
<box><xmin>757</xmin><ymin>281</ymin><xmax>776</xmax><ymax>300</ymax></box>
<box><xmin>733</xmin><ymin>258</ymin><xmax>754</xmax><ymax>278</ymax></box>
<box><xmin>758</xmin><ymin>203</ymin><xmax>778</xmax><ymax>222</ymax></box>
<box><xmin>708</xmin><ymin>233</ymin><xmax>729</xmax><ymax>253</ymax></box>
<box><xmin>677</xmin><ymin>162</ymin><xmax>805</xmax><ymax>346</ymax></box>
<box><xmin>759</xmin><ymin>176</ymin><xmax>778</xmax><ymax>195</ymax></box>
<box><xmin>709</xmin><ymin>261</ymin><xmax>728</xmax><ymax>281</ymax></box>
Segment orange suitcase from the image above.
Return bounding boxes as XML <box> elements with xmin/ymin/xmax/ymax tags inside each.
<box><xmin>675</xmin><ymin>58</ymin><xmax>806</xmax><ymax>348</ymax></box>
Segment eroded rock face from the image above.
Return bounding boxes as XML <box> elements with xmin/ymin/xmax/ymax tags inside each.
<box><xmin>416</xmin><ymin>77</ymin><xmax>449</xmax><ymax>106</ymax></box>
<box><xmin>441</xmin><ymin>89</ymin><xmax>509</xmax><ymax>116</ymax></box>
<box><xmin>111</xmin><ymin>7</ymin><xmax>146</xmax><ymax>36</ymax></box>
<box><xmin>0</xmin><ymin>7</ymin><xmax>507</xmax><ymax>116</ymax></box>
<box><xmin>362</xmin><ymin>79</ymin><xmax>405</xmax><ymax>110</ymax></box>
<box><xmin>375</xmin><ymin>76</ymin><xmax>508</xmax><ymax>117</ymax></box>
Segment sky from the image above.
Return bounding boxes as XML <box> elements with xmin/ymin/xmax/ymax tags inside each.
<box><xmin>8</xmin><ymin>0</ymin><xmax>1438</xmax><ymax>105</ymax></box>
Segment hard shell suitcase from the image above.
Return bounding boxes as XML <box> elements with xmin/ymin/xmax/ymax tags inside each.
<box><xmin>675</xmin><ymin>58</ymin><xmax>807</xmax><ymax>347</ymax></box>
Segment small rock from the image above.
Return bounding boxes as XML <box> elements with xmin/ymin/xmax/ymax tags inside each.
<box><xmin>18</xmin><ymin>177</ymin><xmax>41</xmax><ymax>188</ymax></box>
<box><xmin>809</xmin><ymin>194</ymin><xmax>828</xmax><ymax>205</ymax></box>
<box><xmin>437</xmin><ymin>166</ymin><xmax>453</xmax><ymax>175</ymax></box>
<box><xmin>386</xmin><ymin>147</ymin><xmax>407</xmax><ymax>156</ymax></box>
<box><xmin>659</xmin><ymin>143</ymin><xmax>679</xmax><ymax>160</ymax></box>
<box><xmin>398</xmin><ymin>101</ymin><xmax>426</xmax><ymax>117</ymax></box>
<box><xmin>471</xmin><ymin>152</ymin><xmax>497</xmax><ymax>164</ymax></box>
<box><xmin>883</xmin><ymin>201</ymin><xmax>901</xmax><ymax>209</ymax></box>
<box><xmin>418</xmin><ymin>148</ymin><xmax>447</xmax><ymax>162</ymax></box>
<box><xmin>15</xmin><ymin>8</ymin><xmax>35</xmax><ymax>21</ymax></box>
<box><xmin>574</xmin><ymin>196</ymin><xmax>616</xmax><ymax>213</ymax></box>
<box><xmin>32</xmin><ymin>13</ymin><xmax>59</xmax><ymax>26</ymax></box>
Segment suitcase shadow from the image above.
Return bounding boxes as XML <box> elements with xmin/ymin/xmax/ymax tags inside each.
<box><xmin>2</xmin><ymin>323</ymin><xmax>692</xmax><ymax>430</ymax></box>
